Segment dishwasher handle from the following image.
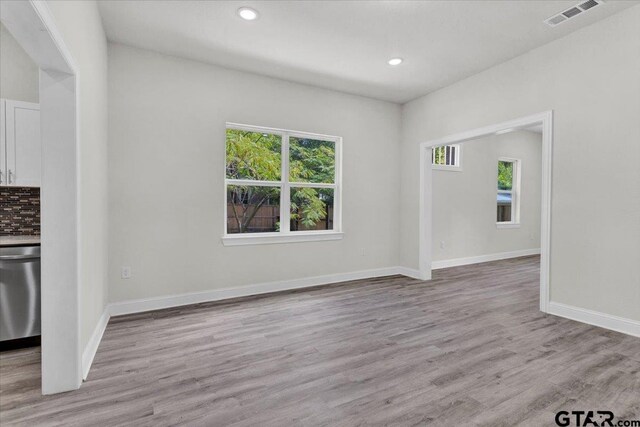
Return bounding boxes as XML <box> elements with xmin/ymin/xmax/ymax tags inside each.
<box><xmin>0</xmin><ymin>254</ymin><xmax>41</xmax><ymax>261</ymax></box>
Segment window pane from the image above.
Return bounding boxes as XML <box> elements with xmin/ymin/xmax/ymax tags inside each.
<box><xmin>289</xmin><ymin>137</ymin><xmax>335</xmax><ymax>183</ymax></box>
<box><xmin>227</xmin><ymin>185</ymin><xmax>280</xmax><ymax>233</ymax></box>
<box><xmin>497</xmin><ymin>191</ymin><xmax>512</xmax><ymax>222</ymax></box>
<box><xmin>433</xmin><ymin>145</ymin><xmax>459</xmax><ymax>166</ymax></box>
<box><xmin>433</xmin><ymin>146</ymin><xmax>444</xmax><ymax>165</ymax></box>
<box><xmin>226</xmin><ymin>129</ymin><xmax>282</xmax><ymax>180</ymax></box>
<box><xmin>497</xmin><ymin>204</ymin><xmax>512</xmax><ymax>222</ymax></box>
<box><xmin>290</xmin><ymin>187</ymin><xmax>334</xmax><ymax>231</ymax></box>
<box><xmin>498</xmin><ymin>160</ymin><xmax>513</xmax><ymax>190</ymax></box>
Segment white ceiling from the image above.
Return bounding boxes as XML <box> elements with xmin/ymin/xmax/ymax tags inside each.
<box><xmin>97</xmin><ymin>0</ymin><xmax>638</xmax><ymax>104</ymax></box>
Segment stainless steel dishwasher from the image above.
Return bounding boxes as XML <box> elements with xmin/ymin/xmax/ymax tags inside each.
<box><xmin>0</xmin><ymin>245</ymin><xmax>41</xmax><ymax>342</ymax></box>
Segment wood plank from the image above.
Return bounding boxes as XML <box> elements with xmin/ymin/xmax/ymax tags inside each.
<box><xmin>1</xmin><ymin>256</ymin><xmax>638</xmax><ymax>426</ymax></box>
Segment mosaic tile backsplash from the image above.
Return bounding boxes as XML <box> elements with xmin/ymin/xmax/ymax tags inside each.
<box><xmin>0</xmin><ymin>187</ymin><xmax>40</xmax><ymax>236</ymax></box>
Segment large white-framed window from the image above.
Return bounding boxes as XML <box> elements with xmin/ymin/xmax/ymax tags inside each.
<box><xmin>497</xmin><ymin>157</ymin><xmax>521</xmax><ymax>228</ymax></box>
<box><xmin>432</xmin><ymin>144</ymin><xmax>462</xmax><ymax>171</ymax></box>
<box><xmin>222</xmin><ymin>123</ymin><xmax>342</xmax><ymax>246</ymax></box>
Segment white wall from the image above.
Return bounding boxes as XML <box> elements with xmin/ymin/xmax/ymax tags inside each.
<box><xmin>0</xmin><ymin>22</ymin><xmax>38</xmax><ymax>103</ymax></box>
<box><xmin>46</xmin><ymin>0</ymin><xmax>109</xmax><ymax>351</ymax></box>
<box><xmin>108</xmin><ymin>43</ymin><xmax>401</xmax><ymax>303</ymax></box>
<box><xmin>433</xmin><ymin>130</ymin><xmax>541</xmax><ymax>262</ymax></box>
<box><xmin>401</xmin><ymin>6</ymin><xmax>640</xmax><ymax>321</ymax></box>
<box><xmin>39</xmin><ymin>66</ymin><xmax>80</xmax><ymax>392</ymax></box>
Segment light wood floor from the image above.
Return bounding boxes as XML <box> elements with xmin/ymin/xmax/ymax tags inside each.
<box><xmin>1</xmin><ymin>256</ymin><xmax>639</xmax><ymax>426</ymax></box>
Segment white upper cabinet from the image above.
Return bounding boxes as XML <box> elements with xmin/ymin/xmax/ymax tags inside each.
<box><xmin>0</xmin><ymin>100</ymin><xmax>5</xmax><ymax>186</ymax></box>
<box><xmin>1</xmin><ymin>99</ymin><xmax>41</xmax><ymax>187</ymax></box>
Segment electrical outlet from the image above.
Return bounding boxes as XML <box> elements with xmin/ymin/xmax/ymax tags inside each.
<box><xmin>440</xmin><ymin>241</ymin><xmax>445</xmax><ymax>249</ymax></box>
<box><xmin>360</xmin><ymin>248</ymin><xmax>366</xmax><ymax>256</ymax></box>
<box><xmin>529</xmin><ymin>232</ymin><xmax>536</xmax><ymax>241</ymax></box>
<box><xmin>121</xmin><ymin>266</ymin><xmax>132</xmax><ymax>279</ymax></box>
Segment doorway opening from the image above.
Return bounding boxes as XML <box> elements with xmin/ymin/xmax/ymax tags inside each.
<box><xmin>1</xmin><ymin>1</ymin><xmax>81</xmax><ymax>393</ymax></box>
<box><xmin>418</xmin><ymin>111</ymin><xmax>553</xmax><ymax>312</ymax></box>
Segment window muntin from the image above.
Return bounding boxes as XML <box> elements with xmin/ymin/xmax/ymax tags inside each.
<box><xmin>432</xmin><ymin>144</ymin><xmax>461</xmax><ymax>169</ymax></box>
<box><xmin>497</xmin><ymin>158</ymin><xmax>520</xmax><ymax>224</ymax></box>
<box><xmin>225</xmin><ymin>124</ymin><xmax>340</xmax><ymax>238</ymax></box>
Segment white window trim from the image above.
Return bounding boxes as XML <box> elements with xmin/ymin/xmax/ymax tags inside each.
<box><xmin>496</xmin><ymin>223</ymin><xmax>521</xmax><ymax>229</ymax></box>
<box><xmin>432</xmin><ymin>144</ymin><xmax>462</xmax><ymax>171</ymax></box>
<box><xmin>222</xmin><ymin>123</ymin><xmax>343</xmax><ymax>246</ymax></box>
<box><xmin>222</xmin><ymin>231</ymin><xmax>344</xmax><ymax>246</ymax></box>
<box><xmin>496</xmin><ymin>157</ymin><xmax>521</xmax><ymax>227</ymax></box>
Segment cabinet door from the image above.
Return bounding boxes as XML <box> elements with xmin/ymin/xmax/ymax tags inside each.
<box><xmin>5</xmin><ymin>100</ymin><xmax>41</xmax><ymax>187</ymax></box>
<box><xmin>0</xmin><ymin>100</ymin><xmax>6</xmax><ymax>185</ymax></box>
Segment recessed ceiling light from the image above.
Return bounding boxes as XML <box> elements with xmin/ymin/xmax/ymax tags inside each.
<box><xmin>237</xmin><ymin>7</ymin><xmax>259</xmax><ymax>21</ymax></box>
<box><xmin>387</xmin><ymin>58</ymin><xmax>403</xmax><ymax>66</ymax></box>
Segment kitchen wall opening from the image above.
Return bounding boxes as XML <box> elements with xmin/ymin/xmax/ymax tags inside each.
<box><xmin>1</xmin><ymin>1</ymin><xmax>82</xmax><ymax>394</ymax></box>
<box><xmin>1</xmin><ymin>22</ymin><xmax>43</xmax><ymax>350</ymax></box>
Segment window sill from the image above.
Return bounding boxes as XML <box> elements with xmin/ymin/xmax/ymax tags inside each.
<box><xmin>496</xmin><ymin>223</ymin><xmax>520</xmax><ymax>229</ymax></box>
<box><xmin>432</xmin><ymin>165</ymin><xmax>463</xmax><ymax>172</ymax></box>
<box><xmin>222</xmin><ymin>231</ymin><xmax>344</xmax><ymax>246</ymax></box>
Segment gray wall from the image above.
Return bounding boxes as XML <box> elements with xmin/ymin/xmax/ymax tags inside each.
<box><xmin>401</xmin><ymin>6</ymin><xmax>640</xmax><ymax>321</ymax></box>
<box><xmin>107</xmin><ymin>43</ymin><xmax>401</xmax><ymax>303</ymax></box>
<box><xmin>0</xmin><ymin>22</ymin><xmax>39</xmax><ymax>102</ymax></box>
<box><xmin>433</xmin><ymin>130</ymin><xmax>541</xmax><ymax>262</ymax></box>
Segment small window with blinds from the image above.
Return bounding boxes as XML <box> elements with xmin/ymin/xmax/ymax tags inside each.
<box><xmin>432</xmin><ymin>144</ymin><xmax>461</xmax><ymax>170</ymax></box>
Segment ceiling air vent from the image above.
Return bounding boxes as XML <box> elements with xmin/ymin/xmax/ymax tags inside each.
<box><xmin>544</xmin><ymin>0</ymin><xmax>605</xmax><ymax>27</ymax></box>
<box><xmin>546</xmin><ymin>15</ymin><xmax>568</xmax><ymax>26</ymax></box>
<box><xmin>579</xmin><ymin>0</ymin><xmax>600</xmax><ymax>11</ymax></box>
<box><xmin>562</xmin><ymin>7</ymin><xmax>582</xmax><ymax>18</ymax></box>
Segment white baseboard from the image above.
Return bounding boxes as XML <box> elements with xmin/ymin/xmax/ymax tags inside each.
<box><xmin>431</xmin><ymin>248</ymin><xmax>541</xmax><ymax>270</ymax></box>
<box><xmin>82</xmin><ymin>307</ymin><xmax>110</xmax><ymax>380</ymax></box>
<box><xmin>109</xmin><ymin>266</ymin><xmax>413</xmax><ymax>317</ymax></box>
<box><xmin>548</xmin><ymin>302</ymin><xmax>640</xmax><ymax>338</ymax></box>
<box><xmin>395</xmin><ymin>266</ymin><xmax>425</xmax><ymax>280</ymax></box>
